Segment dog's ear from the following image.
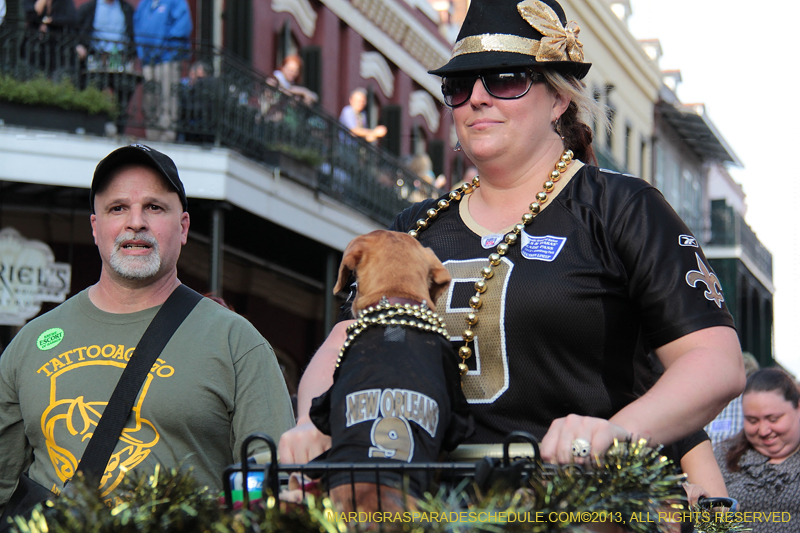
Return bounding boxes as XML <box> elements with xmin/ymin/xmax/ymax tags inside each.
<box><xmin>334</xmin><ymin>238</ymin><xmax>366</xmax><ymax>294</ymax></box>
<box><xmin>425</xmin><ymin>247</ymin><xmax>451</xmax><ymax>305</ymax></box>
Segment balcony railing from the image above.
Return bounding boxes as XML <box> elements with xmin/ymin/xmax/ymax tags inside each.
<box><xmin>0</xmin><ymin>23</ymin><xmax>441</xmax><ymax>225</ymax></box>
<box><xmin>709</xmin><ymin>199</ymin><xmax>773</xmax><ymax>281</ymax></box>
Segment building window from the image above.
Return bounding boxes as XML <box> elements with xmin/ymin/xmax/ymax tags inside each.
<box><xmin>226</xmin><ymin>0</ymin><xmax>252</xmax><ymax>64</ymax></box>
<box><xmin>640</xmin><ymin>138</ymin><xmax>647</xmax><ymax>180</ymax></box>
<box><xmin>198</xmin><ymin>0</ymin><xmax>214</xmax><ymax>49</ymax></box>
<box><xmin>410</xmin><ymin>124</ymin><xmax>426</xmax><ymax>158</ymax></box>
<box><xmin>427</xmin><ymin>139</ymin><xmax>444</xmax><ymax>178</ymax></box>
<box><xmin>300</xmin><ymin>46</ymin><xmax>322</xmax><ymax>102</ymax></box>
<box><xmin>277</xmin><ymin>20</ymin><xmax>299</xmax><ymax>64</ymax></box>
<box><xmin>624</xmin><ymin>124</ymin><xmax>632</xmax><ymax>171</ymax></box>
<box><xmin>382</xmin><ymin>105</ymin><xmax>402</xmax><ymax>156</ymax></box>
<box><xmin>680</xmin><ymin>169</ymin><xmax>702</xmax><ymax>235</ymax></box>
<box><xmin>606</xmin><ymin>104</ymin><xmax>616</xmax><ymax>152</ymax></box>
<box><xmin>653</xmin><ymin>141</ymin><xmax>664</xmax><ymax>192</ymax></box>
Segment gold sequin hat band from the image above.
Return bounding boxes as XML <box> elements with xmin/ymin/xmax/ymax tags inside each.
<box><xmin>429</xmin><ymin>0</ymin><xmax>591</xmax><ymax>79</ymax></box>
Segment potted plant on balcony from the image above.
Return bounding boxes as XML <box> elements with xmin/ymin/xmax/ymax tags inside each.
<box><xmin>0</xmin><ymin>74</ymin><xmax>118</xmax><ymax>135</ymax></box>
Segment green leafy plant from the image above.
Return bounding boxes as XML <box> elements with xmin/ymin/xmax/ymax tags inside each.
<box><xmin>0</xmin><ymin>75</ymin><xmax>118</xmax><ymax>119</ymax></box>
<box><xmin>267</xmin><ymin>143</ymin><xmax>324</xmax><ymax>168</ymax></box>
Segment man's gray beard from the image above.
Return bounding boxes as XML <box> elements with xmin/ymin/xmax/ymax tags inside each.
<box><xmin>109</xmin><ymin>233</ymin><xmax>161</xmax><ymax>280</ymax></box>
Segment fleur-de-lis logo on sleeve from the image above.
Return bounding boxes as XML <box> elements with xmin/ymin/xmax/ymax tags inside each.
<box><xmin>685</xmin><ymin>253</ymin><xmax>725</xmax><ymax>308</ymax></box>
<box><xmin>518</xmin><ymin>0</ymin><xmax>585</xmax><ymax>62</ymax></box>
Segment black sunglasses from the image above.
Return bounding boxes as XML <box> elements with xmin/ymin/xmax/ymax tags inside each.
<box><xmin>441</xmin><ymin>69</ymin><xmax>544</xmax><ymax>108</ymax></box>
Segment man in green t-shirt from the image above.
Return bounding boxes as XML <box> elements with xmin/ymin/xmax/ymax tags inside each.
<box><xmin>0</xmin><ymin>144</ymin><xmax>295</xmax><ymax>513</ymax></box>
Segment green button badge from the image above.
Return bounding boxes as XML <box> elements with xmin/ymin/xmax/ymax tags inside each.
<box><xmin>37</xmin><ymin>328</ymin><xmax>64</xmax><ymax>351</ymax></box>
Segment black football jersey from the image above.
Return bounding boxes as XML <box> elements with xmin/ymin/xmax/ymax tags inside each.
<box><xmin>310</xmin><ymin>325</ymin><xmax>474</xmax><ymax>493</ymax></box>
<box><xmin>383</xmin><ymin>163</ymin><xmax>735</xmax><ymax>444</ymax></box>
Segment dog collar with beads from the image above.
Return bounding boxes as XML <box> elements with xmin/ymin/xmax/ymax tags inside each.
<box><xmin>407</xmin><ymin>149</ymin><xmax>574</xmax><ymax>376</ymax></box>
<box><xmin>335</xmin><ymin>302</ymin><xmax>449</xmax><ymax>369</ymax></box>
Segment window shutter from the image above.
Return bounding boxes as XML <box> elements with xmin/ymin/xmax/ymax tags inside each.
<box><xmin>382</xmin><ymin>105</ymin><xmax>402</xmax><ymax>156</ymax></box>
<box><xmin>300</xmin><ymin>46</ymin><xmax>322</xmax><ymax>102</ymax></box>
<box><xmin>427</xmin><ymin>139</ymin><xmax>444</xmax><ymax>177</ymax></box>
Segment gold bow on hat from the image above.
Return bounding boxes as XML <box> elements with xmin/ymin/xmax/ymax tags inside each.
<box><xmin>518</xmin><ymin>0</ymin><xmax>585</xmax><ymax>63</ymax></box>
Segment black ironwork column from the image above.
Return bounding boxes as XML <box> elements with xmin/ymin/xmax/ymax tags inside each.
<box><xmin>209</xmin><ymin>203</ymin><xmax>225</xmax><ymax>296</ymax></box>
<box><xmin>324</xmin><ymin>250</ymin><xmax>338</xmax><ymax>335</ymax></box>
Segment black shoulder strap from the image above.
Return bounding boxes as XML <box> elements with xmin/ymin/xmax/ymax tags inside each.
<box><xmin>75</xmin><ymin>284</ymin><xmax>203</xmax><ymax>486</ymax></box>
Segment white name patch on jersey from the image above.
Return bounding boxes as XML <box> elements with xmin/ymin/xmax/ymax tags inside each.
<box><xmin>520</xmin><ymin>233</ymin><xmax>567</xmax><ymax>262</ymax></box>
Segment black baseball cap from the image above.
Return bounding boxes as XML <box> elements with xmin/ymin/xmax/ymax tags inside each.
<box><xmin>90</xmin><ymin>144</ymin><xmax>188</xmax><ymax>213</ymax></box>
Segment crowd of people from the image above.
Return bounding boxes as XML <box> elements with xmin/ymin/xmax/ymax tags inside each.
<box><xmin>14</xmin><ymin>2</ymin><xmax>417</xmax><ymax>191</ymax></box>
<box><xmin>1</xmin><ymin>0</ymin><xmax>798</xmax><ymax>530</ymax></box>
<box><xmin>18</xmin><ymin>0</ymin><xmax>192</xmax><ymax>141</ymax></box>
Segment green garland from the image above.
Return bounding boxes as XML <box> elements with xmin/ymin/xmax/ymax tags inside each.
<box><xmin>5</xmin><ymin>441</ymin><xmax>750</xmax><ymax>533</ymax></box>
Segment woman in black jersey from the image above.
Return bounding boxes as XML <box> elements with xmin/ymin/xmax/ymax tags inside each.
<box><xmin>279</xmin><ymin>0</ymin><xmax>744</xmax><ymax>465</ymax></box>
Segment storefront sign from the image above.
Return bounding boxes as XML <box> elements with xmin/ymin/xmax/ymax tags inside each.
<box><xmin>0</xmin><ymin>227</ymin><xmax>71</xmax><ymax>325</ymax></box>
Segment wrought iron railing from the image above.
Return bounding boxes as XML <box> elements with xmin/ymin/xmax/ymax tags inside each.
<box><xmin>0</xmin><ymin>22</ymin><xmax>441</xmax><ymax>225</ymax></box>
<box><xmin>709</xmin><ymin>200</ymin><xmax>773</xmax><ymax>280</ymax></box>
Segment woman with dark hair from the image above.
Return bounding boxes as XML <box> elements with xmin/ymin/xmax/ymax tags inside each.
<box><xmin>279</xmin><ymin>0</ymin><xmax>744</xmax><ymax>466</ymax></box>
<box><xmin>714</xmin><ymin>368</ymin><xmax>800</xmax><ymax>531</ymax></box>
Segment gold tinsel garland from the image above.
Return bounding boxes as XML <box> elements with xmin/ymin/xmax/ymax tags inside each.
<box><xmin>5</xmin><ymin>441</ymin><xmax>751</xmax><ymax>533</ymax></box>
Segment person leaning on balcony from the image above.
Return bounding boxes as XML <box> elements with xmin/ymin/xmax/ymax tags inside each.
<box><xmin>24</xmin><ymin>0</ymin><xmax>77</xmax><ymax>35</ymax></box>
<box><xmin>177</xmin><ymin>60</ymin><xmax>216</xmax><ymax>144</ymax></box>
<box><xmin>279</xmin><ymin>0</ymin><xmax>745</xmax><ymax>483</ymax></box>
<box><xmin>75</xmin><ymin>0</ymin><xmax>135</xmax><ymax>66</ymax></box>
<box><xmin>74</xmin><ymin>0</ymin><xmax>137</xmax><ymax>131</ymax></box>
<box><xmin>133</xmin><ymin>0</ymin><xmax>192</xmax><ymax>142</ymax></box>
<box><xmin>0</xmin><ymin>144</ymin><xmax>295</xmax><ymax>524</ymax></box>
<box><xmin>267</xmin><ymin>54</ymin><xmax>318</xmax><ymax>106</ymax></box>
<box><xmin>339</xmin><ymin>87</ymin><xmax>387</xmax><ymax>143</ymax></box>
<box><xmin>22</xmin><ymin>0</ymin><xmax>78</xmax><ymax>74</ymax></box>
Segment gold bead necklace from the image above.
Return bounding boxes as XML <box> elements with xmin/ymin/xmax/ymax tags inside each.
<box><xmin>336</xmin><ymin>302</ymin><xmax>449</xmax><ymax>369</ymax></box>
<box><xmin>408</xmin><ymin>149</ymin><xmax>574</xmax><ymax>376</ymax></box>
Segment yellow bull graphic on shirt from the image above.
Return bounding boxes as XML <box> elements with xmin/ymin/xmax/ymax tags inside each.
<box><xmin>37</xmin><ymin>344</ymin><xmax>174</xmax><ymax>497</ymax></box>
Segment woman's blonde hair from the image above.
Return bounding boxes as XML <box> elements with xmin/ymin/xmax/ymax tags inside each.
<box><xmin>542</xmin><ymin>70</ymin><xmax>608</xmax><ymax>165</ymax></box>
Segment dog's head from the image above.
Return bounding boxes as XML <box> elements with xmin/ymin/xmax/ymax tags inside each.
<box><xmin>334</xmin><ymin>230</ymin><xmax>451</xmax><ymax>317</ymax></box>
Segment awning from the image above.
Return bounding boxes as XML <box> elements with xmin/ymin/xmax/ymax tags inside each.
<box><xmin>657</xmin><ymin>100</ymin><xmax>742</xmax><ymax>167</ymax></box>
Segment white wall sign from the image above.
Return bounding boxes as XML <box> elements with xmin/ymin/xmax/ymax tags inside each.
<box><xmin>0</xmin><ymin>227</ymin><xmax>72</xmax><ymax>326</ymax></box>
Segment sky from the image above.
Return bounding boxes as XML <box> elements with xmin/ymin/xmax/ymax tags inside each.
<box><xmin>627</xmin><ymin>0</ymin><xmax>800</xmax><ymax>376</ymax></box>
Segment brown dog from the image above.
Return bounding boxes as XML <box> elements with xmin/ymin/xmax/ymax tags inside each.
<box><xmin>333</xmin><ymin>229</ymin><xmax>452</xmax><ymax>316</ymax></box>
<box><xmin>310</xmin><ymin>230</ymin><xmax>473</xmax><ymax>514</ymax></box>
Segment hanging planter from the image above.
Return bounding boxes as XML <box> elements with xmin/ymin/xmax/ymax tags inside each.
<box><xmin>0</xmin><ymin>75</ymin><xmax>117</xmax><ymax>136</ymax></box>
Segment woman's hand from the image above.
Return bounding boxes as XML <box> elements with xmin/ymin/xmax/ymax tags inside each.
<box><xmin>279</xmin><ymin>320</ymin><xmax>352</xmax><ymax>464</ymax></box>
<box><xmin>539</xmin><ymin>414</ymin><xmax>631</xmax><ymax>464</ymax></box>
<box><xmin>278</xmin><ymin>419</ymin><xmax>331</xmax><ymax>464</ymax></box>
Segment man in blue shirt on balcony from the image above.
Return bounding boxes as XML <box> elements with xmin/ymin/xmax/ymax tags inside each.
<box><xmin>76</xmin><ymin>0</ymin><xmax>135</xmax><ymax>61</ymax></box>
<box><xmin>339</xmin><ymin>88</ymin><xmax>386</xmax><ymax>143</ymax></box>
<box><xmin>134</xmin><ymin>0</ymin><xmax>192</xmax><ymax>142</ymax></box>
